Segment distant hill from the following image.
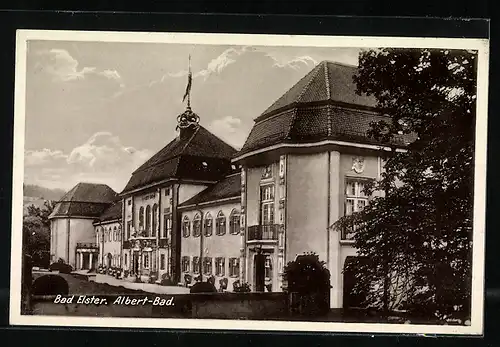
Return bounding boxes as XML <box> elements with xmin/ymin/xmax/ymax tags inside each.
<box><xmin>23</xmin><ymin>184</ymin><xmax>66</xmax><ymax>201</ymax></box>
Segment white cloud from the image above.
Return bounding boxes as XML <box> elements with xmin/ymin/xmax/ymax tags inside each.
<box><xmin>167</xmin><ymin>46</ymin><xmax>251</xmax><ymax>81</ymax></box>
<box><xmin>208</xmin><ymin>116</ymin><xmax>247</xmax><ymax>150</ymax></box>
<box><xmin>36</xmin><ymin>49</ymin><xmax>123</xmax><ymax>85</ymax></box>
<box><xmin>25</xmin><ymin>148</ymin><xmax>67</xmax><ymax>166</ymax></box>
<box><xmin>24</xmin><ymin>132</ymin><xmax>153</xmax><ymax>192</ymax></box>
<box><xmin>268</xmin><ymin>55</ymin><xmax>318</xmax><ymax>70</ymax></box>
<box><xmin>99</xmin><ymin>69</ymin><xmax>121</xmax><ymax>80</ymax></box>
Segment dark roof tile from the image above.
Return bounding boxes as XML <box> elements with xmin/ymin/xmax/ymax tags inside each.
<box><xmin>179</xmin><ymin>174</ymin><xmax>241</xmax><ymax>208</ymax></box>
<box><xmin>58</xmin><ymin>182</ymin><xmax>117</xmax><ymax>203</ymax></box>
<box><xmin>98</xmin><ymin>201</ymin><xmax>123</xmax><ymax>222</ymax></box>
<box><xmin>237</xmin><ymin>62</ymin><xmax>414</xmax><ymax>156</ymax></box>
<box><xmin>121</xmin><ymin>125</ymin><xmax>237</xmax><ymax>194</ymax></box>
<box><xmin>259</xmin><ymin>61</ymin><xmax>376</xmax><ymax>119</ymax></box>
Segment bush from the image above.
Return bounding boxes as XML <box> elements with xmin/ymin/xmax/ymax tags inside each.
<box><xmin>32</xmin><ymin>275</ymin><xmax>69</xmax><ymax>295</ymax></box>
<box><xmin>219</xmin><ymin>278</ymin><xmax>228</xmax><ymax>292</ymax></box>
<box><xmin>190</xmin><ymin>281</ymin><xmax>217</xmax><ymax>293</ymax></box>
<box><xmin>233</xmin><ymin>280</ymin><xmax>251</xmax><ymax>293</ymax></box>
<box><xmin>161</xmin><ymin>273</ymin><xmax>175</xmax><ymax>286</ymax></box>
<box><xmin>184</xmin><ymin>274</ymin><xmax>193</xmax><ymax>287</ymax></box>
<box><xmin>283</xmin><ymin>252</ymin><xmax>331</xmax><ymax>316</ymax></box>
<box><xmin>283</xmin><ymin>252</ymin><xmax>331</xmax><ymax>294</ymax></box>
<box><xmin>49</xmin><ymin>261</ymin><xmax>73</xmax><ymax>274</ymax></box>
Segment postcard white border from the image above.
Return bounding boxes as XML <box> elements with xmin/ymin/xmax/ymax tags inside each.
<box><xmin>10</xmin><ymin>29</ymin><xmax>489</xmax><ymax>335</ymax></box>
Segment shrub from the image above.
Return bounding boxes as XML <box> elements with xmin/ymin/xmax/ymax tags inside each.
<box><xmin>49</xmin><ymin>261</ymin><xmax>73</xmax><ymax>274</ymax></box>
<box><xmin>283</xmin><ymin>252</ymin><xmax>331</xmax><ymax>294</ymax></box>
<box><xmin>184</xmin><ymin>274</ymin><xmax>192</xmax><ymax>287</ymax></box>
<box><xmin>148</xmin><ymin>271</ymin><xmax>158</xmax><ymax>284</ymax></box>
<box><xmin>32</xmin><ymin>275</ymin><xmax>69</xmax><ymax>295</ymax></box>
<box><xmin>190</xmin><ymin>281</ymin><xmax>217</xmax><ymax>293</ymax></box>
<box><xmin>283</xmin><ymin>252</ymin><xmax>331</xmax><ymax>316</ymax></box>
<box><xmin>219</xmin><ymin>278</ymin><xmax>228</xmax><ymax>292</ymax></box>
<box><xmin>161</xmin><ymin>273</ymin><xmax>175</xmax><ymax>286</ymax></box>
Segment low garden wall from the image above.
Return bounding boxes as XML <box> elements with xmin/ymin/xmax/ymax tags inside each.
<box><xmin>153</xmin><ymin>292</ymin><xmax>290</xmax><ymax>320</ymax></box>
<box><xmin>28</xmin><ymin>292</ymin><xmax>289</xmax><ymax>319</ymax></box>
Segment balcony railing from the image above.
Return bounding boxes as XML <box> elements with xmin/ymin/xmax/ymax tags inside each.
<box><xmin>247</xmin><ymin>224</ymin><xmax>279</xmax><ymax>241</ymax></box>
<box><xmin>76</xmin><ymin>242</ymin><xmax>98</xmax><ymax>249</ymax></box>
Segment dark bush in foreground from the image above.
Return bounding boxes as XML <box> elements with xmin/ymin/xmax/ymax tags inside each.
<box><xmin>49</xmin><ymin>261</ymin><xmax>73</xmax><ymax>274</ymax></box>
<box><xmin>284</xmin><ymin>252</ymin><xmax>331</xmax><ymax>316</ymax></box>
<box><xmin>190</xmin><ymin>281</ymin><xmax>217</xmax><ymax>293</ymax></box>
<box><xmin>32</xmin><ymin>275</ymin><xmax>69</xmax><ymax>295</ymax></box>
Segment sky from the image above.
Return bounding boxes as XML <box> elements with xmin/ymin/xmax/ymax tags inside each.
<box><xmin>23</xmin><ymin>40</ymin><xmax>362</xmax><ymax>192</ymax></box>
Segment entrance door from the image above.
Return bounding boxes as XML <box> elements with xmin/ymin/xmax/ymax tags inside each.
<box><xmin>254</xmin><ymin>253</ymin><xmax>266</xmax><ymax>292</ymax></box>
<box><xmin>343</xmin><ymin>256</ymin><xmax>368</xmax><ymax>309</ymax></box>
<box><xmin>133</xmin><ymin>252</ymin><xmax>139</xmax><ymax>274</ymax></box>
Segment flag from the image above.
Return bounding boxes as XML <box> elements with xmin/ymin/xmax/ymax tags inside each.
<box><xmin>182</xmin><ymin>55</ymin><xmax>192</xmax><ymax>103</ymax></box>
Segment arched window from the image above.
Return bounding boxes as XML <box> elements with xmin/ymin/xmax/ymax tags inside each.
<box><xmin>182</xmin><ymin>215</ymin><xmax>191</xmax><ymax>237</ymax></box>
<box><xmin>118</xmin><ymin>225</ymin><xmax>121</xmax><ymax>242</ymax></box>
<box><xmin>193</xmin><ymin>213</ymin><xmax>201</xmax><ymax>237</ymax></box>
<box><xmin>113</xmin><ymin>226</ymin><xmax>118</xmax><ymax>241</ymax></box>
<box><xmin>139</xmin><ymin>206</ymin><xmax>145</xmax><ymax>229</ymax></box>
<box><xmin>145</xmin><ymin>205</ymin><xmax>152</xmax><ymax>235</ymax></box>
<box><xmin>96</xmin><ymin>228</ymin><xmax>99</xmax><ymax>244</ymax></box>
<box><xmin>152</xmin><ymin>204</ymin><xmax>158</xmax><ymax>237</ymax></box>
<box><xmin>229</xmin><ymin>209</ymin><xmax>240</xmax><ymax>235</ymax></box>
<box><xmin>204</xmin><ymin>212</ymin><xmax>213</xmax><ymax>237</ymax></box>
<box><xmin>216</xmin><ymin>211</ymin><xmax>226</xmax><ymax>236</ymax></box>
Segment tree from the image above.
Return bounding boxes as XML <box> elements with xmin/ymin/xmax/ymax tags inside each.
<box><xmin>23</xmin><ymin>200</ymin><xmax>56</xmax><ymax>268</ymax></box>
<box><xmin>334</xmin><ymin>48</ymin><xmax>476</xmax><ymax>321</ymax></box>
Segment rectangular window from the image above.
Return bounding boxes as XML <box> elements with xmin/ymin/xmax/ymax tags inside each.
<box><xmin>192</xmin><ymin>256</ymin><xmax>200</xmax><ymax>274</ymax></box>
<box><xmin>203</xmin><ymin>257</ymin><xmax>213</xmax><ymax>275</ymax></box>
<box><xmin>163</xmin><ymin>215</ymin><xmax>171</xmax><ymax>239</ymax></box>
<box><xmin>260</xmin><ymin>185</ymin><xmax>275</xmax><ymax>225</ymax></box>
<box><xmin>126</xmin><ymin>221</ymin><xmax>132</xmax><ymax>240</ymax></box>
<box><xmin>343</xmin><ymin>179</ymin><xmax>370</xmax><ymax>240</ymax></box>
<box><xmin>215</xmin><ymin>257</ymin><xmax>225</xmax><ymax>276</ymax></box>
<box><xmin>128</xmin><ymin>199</ymin><xmax>132</xmax><ymax>206</ymax></box>
<box><xmin>144</xmin><ymin>253</ymin><xmax>150</xmax><ymax>269</ymax></box>
<box><xmin>229</xmin><ymin>258</ymin><xmax>240</xmax><ymax>277</ymax></box>
<box><xmin>165</xmin><ymin>187</ymin><xmax>171</xmax><ymax>196</ymax></box>
<box><xmin>124</xmin><ymin>253</ymin><xmax>128</xmax><ymax>267</ymax></box>
<box><xmin>193</xmin><ymin>219</ymin><xmax>201</xmax><ymax>237</ymax></box>
<box><xmin>182</xmin><ymin>256</ymin><xmax>190</xmax><ymax>273</ymax></box>
<box><xmin>229</xmin><ymin>214</ymin><xmax>240</xmax><ymax>235</ymax></box>
<box><xmin>216</xmin><ymin>217</ymin><xmax>226</xmax><ymax>235</ymax></box>
<box><xmin>203</xmin><ymin>218</ymin><xmax>213</xmax><ymax>237</ymax></box>
<box><xmin>182</xmin><ymin>219</ymin><xmax>190</xmax><ymax>237</ymax></box>
<box><xmin>160</xmin><ymin>254</ymin><xmax>165</xmax><ymax>270</ymax></box>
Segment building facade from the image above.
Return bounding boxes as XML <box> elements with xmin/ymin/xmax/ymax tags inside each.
<box><xmin>94</xmin><ymin>201</ymin><xmax>122</xmax><ymax>269</ymax></box>
<box><xmin>48</xmin><ymin>182</ymin><xmax>118</xmax><ymax>270</ymax></box>
<box><xmin>178</xmin><ymin>173</ymin><xmax>242</xmax><ymax>291</ymax></box>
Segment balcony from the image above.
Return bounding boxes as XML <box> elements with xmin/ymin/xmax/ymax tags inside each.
<box><xmin>76</xmin><ymin>242</ymin><xmax>98</xmax><ymax>249</ymax></box>
<box><xmin>247</xmin><ymin>224</ymin><xmax>279</xmax><ymax>241</ymax></box>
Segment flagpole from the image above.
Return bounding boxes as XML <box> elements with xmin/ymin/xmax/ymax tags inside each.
<box><xmin>187</xmin><ymin>55</ymin><xmax>191</xmax><ymax>109</ymax></box>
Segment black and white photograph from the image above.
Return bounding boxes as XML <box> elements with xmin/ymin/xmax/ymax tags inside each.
<box><xmin>10</xmin><ymin>30</ymin><xmax>489</xmax><ymax>335</ymax></box>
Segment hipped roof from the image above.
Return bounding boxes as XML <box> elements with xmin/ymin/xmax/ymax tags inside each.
<box><xmin>237</xmin><ymin>61</ymin><xmax>414</xmax><ymax>156</ymax></box>
<box><xmin>121</xmin><ymin>125</ymin><xmax>237</xmax><ymax>194</ymax></box>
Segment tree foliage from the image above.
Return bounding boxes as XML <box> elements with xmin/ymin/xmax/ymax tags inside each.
<box><xmin>334</xmin><ymin>48</ymin><xmax>476</xmax><ymax>320</ymax></box>
<box><xmin>23</xmin><ymin>200</ymin><xmax>56</xmax><ymax>267</ymax></box>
